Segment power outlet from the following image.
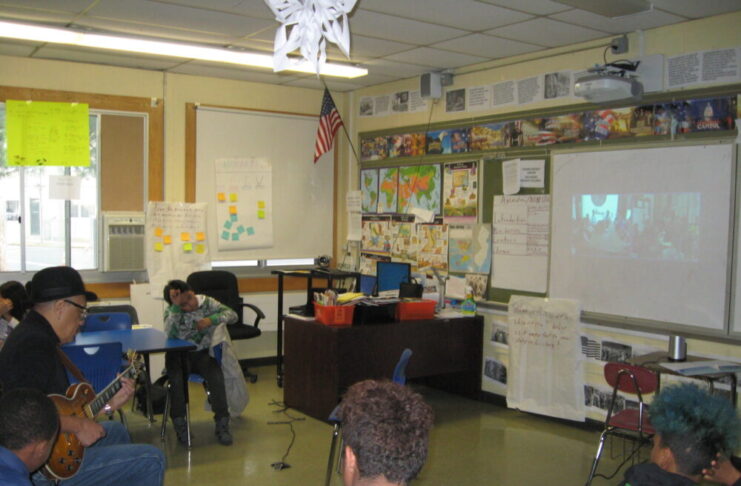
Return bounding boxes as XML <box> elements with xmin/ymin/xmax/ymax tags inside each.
<box><xmin>610</xmin><ymin>35</ymin><xmax>629</xmax><ymax>55</ymax></box>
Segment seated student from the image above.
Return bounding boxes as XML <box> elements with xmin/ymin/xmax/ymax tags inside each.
<box><xmin>620</xmin><ymin>383</ymin><xmax>741</xmax><ymax>486</ymax></box>
<box><xmin>703</xmin><ymin>455</ymin><xmax>741</xmax><ymax>486</ymax></box>
<box><xmin>0</xmin><ymin>266</ymin><xmax>166</xmax><ymax>486</ymax></box>
<box><xmin>0</xmin><ymin>388</ymin><xmax>60</xmax><ymax>486</ymax></box>
<box><xmin>0</xmin><ymin>280</ymin><xmax>29</xmax><ymax>349</ymax></box>
<box><xmin>338</xmin><ymin>379</ymin><xmax>434</xmax><ymax>486</ymax></box>
<box><xmin>163</xmin><ymin>279</ymin><xmax>237</xmax><ymax>446</ymax></box>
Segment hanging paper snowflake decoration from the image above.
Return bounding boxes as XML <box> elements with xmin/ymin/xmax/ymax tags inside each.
<box><xmin>264</xmin><ymin>0</ymin><xmax>357</xmax><ymax>75</ymax></box>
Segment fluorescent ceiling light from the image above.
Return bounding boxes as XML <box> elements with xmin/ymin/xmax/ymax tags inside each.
<box><xmin>0</xmin><ymin>20</ymin><xmax>367</xmax><ymax>78</ymax></box>
<box><xmin>553</xmin><ymin>0</ymin><xmax>652</xmax><ymax>17</ymax></box>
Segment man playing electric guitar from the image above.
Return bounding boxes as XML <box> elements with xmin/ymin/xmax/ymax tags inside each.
<box><xmin>0</xmin><ymin>266</ymin><xmax>166</xmax><ymax>486</ymax></box>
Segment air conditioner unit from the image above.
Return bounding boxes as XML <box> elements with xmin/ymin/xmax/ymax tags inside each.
<box><xmin>103</xmin><ymin>212</ymin><xmax>145</xmax><ymax>272</ymax></box>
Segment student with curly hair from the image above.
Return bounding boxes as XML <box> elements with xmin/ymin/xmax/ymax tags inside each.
<box><xmin>338</xmin><ymin>379</ymin><xmax>434</xmax><ymax>486</ymax></box>
<box><xmin>620</xmin><ymin>383</ymin><xmax>741</xmax><ymax>486</ymax></box>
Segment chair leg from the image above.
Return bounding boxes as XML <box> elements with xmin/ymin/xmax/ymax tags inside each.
<box><xmin>160</xmin><ymin>381</ymin><xmax>171</xmax><ymax>441</ymax></box>
<box><xmin>325</xmin><ymin>422</ymin><xmax>341</xmax><ymax>486</ymax></box>
<box><xmin>585</xmin><ymin>429</ymin><xmax>611</xmax><ymax>486</ymax></box>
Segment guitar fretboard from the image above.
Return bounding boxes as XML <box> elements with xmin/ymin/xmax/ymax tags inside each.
<box><xmin>88</xmin><ymin>363</ymin><xmax>137</xmax><ymax>417</ymax></box>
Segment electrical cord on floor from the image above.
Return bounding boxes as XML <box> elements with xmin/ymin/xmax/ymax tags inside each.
<box><xmin>267</xmin><ymin>399</ymin><xmax>305</xmax><ymax>471</ymax></box>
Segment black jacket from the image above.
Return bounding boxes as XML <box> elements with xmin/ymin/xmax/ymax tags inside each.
<box><xmin>619</xmin><ymin>463</ymin><xmax>696</xmax><ymax>486</ymax></box>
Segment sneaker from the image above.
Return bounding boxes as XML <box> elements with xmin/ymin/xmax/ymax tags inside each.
<box><xmin>173</xmin><ymin>417</ymin><xmax>190</xmax><ymax>445</ymax></box>
<box><xmin>215</xmin><ymin>416</ymin><xmax>233</xmax><ymax>446</ymax></box>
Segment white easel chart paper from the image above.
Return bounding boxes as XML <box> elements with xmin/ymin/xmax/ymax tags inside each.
<box><xmin>214</xmin><ymin>158</ymin><xmax>273</xmax><ymax>251</ymax></box>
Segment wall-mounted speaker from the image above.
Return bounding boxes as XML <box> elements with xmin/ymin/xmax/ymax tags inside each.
<box><xmin>420</xmin><ymin>72</ymin><xmax>442</xmax><ymax>99</ymax></box>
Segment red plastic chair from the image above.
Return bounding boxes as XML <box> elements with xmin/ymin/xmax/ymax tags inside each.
<box><xmin>585</xmin><ymin>362</ymin><xmax>658</xmax><ymax>486</ymax></box>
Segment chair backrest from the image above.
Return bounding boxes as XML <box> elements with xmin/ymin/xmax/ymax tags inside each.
<box><xmin>63</xmin><ymin>342</ymin><xmax>124</xmax><ymax>393</ymax></box>
<box><xmin>604</xmin><ymin>362</ymin><xmax>658</xmax><ymax>395</ymax></box>
<box><xmin>187</xmin><ymin>270</ymin><xmax>244</xmax><ymax>322</ymax></box>
<box><xmin>392</xmin><ymin>348</ymin><xmax>413</xmax><ymax>385</ymax></box>
<box><xmin>87</xmin><ymin>304</ymin><xmax>139</xmax><ymax>324</ymax></box>
<box><xmin>83</xmin><ymin>312</ymin><xmax>133</xmax><ymax>332</ymax></box>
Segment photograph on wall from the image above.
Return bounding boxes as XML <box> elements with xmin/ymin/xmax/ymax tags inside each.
<box><xmin>448</xmin><ymin>224</ymin><xmax>492</xmax><ymax>274</ymax></box>
<box><xmin>445</xmin><ymin>88</ymin><xmax>466</xmax><ymax>113</ymax></box>
<box><xmin>467</xmin><ymin>273</ymin><xmax>489</xmax><ymax>301</ymax></box>
<box><xmin>688</xmin><ymin>96</ymin><xmax>737</xmax><ymax>131</ymax></box>
<box><xmin>469</xmin><ymin>123</ymin><xmax>507</xmax><ymax>151</ymax></box>
<box><xmin>392</xmin><ymin>91</ymin><xmax>410</xmax><ymax>113</ymax></box>
<box><xmin>361</xmin><ymin>215</ymin><xmax>391</xmax><ymax>253</ymax></box>
<box><xmin>426</xmin><ymin>129</ymin><xmax>452</xmax><ymax>155</ymax></box>
<box><xmin>387</xmin><ymin>134</ymin><xmax>404</xmax><ymax>159</ymax></box>
<box><xmin>443</xmin><ymin>161</ymin><xmax>478</xmax><ymax>223</ymax></box>
<box><xmin>630</xmin><ymin>105</ymin><xmax>656</xmax><ymax>136</ymax></box>
<box><xmin>543</xmin><ymin>71</ymin><xmax>572</xmax><ymax>99</ymax></box>
<box><xmin>401</xmin><ymin>132</ymin><xmax>426</xmax><ymax>157</ymax></box>
<box><xmin>359</xmin><ymin>96</ymin><xmax>374</xmax><ymax>117</ymax></box>
<box><xmin>390</xmin><ymin>214</ymin><xmax>418</xmax><ymax>263</ymax></box>
<box><xmin>502</xmin><ymin>120</ymin><xmax>525</xmax><ymax>147</ymax></box>
<box><xmin>398</xmin><ymin>164</ymin><xmax>442</xmax><ymax>215</ymax></box>
<box><xmin>491</xmin><ymin>323</ymin><xmax>509</xmax><ymax>346</ymax></box>
<box><xmin>580</xmin><ymin>108</ymin><xmax>633</xmax><ymax>141</ymax></box>
<box><xmin>377</xmin><ymin>167</ymin><xmax>398</xmax><ymax>213</ymax></box>
<box><xmin>484</xmin><ymin>357</ymin><xmax>508</xmax><ymax>385</ymax></box>
<box><xmin>360</xmin><ymin>136</ymin><xmax>389</xmax><ymax>161</ymax></box>
<box><xmin>360</xmin><ymin>168</ymin><xmax>378</xmax><ymax>213</ymax></box>
<box><xmin>522</xmin><ymin>115</ymin><xmax>582</xmax><ymax>146</ymax></box>
<box><xmin>417</xmin><ymin>222</ymin><xmax>448</xmax><ymax>271</ymax></box>
<box><xmin>584</xmin><ymin>384</ymin><xmax>638</xmax><ymax>413</ymax></box>
<box><xmin>450</xmin><ymin>128</ymin><xmax>470</xmax><ymax>153</ymax></box>
<box><xmin>601</xmin><ymin>341</ymin><xmax>633</xmax><ymax>362</ymax></box>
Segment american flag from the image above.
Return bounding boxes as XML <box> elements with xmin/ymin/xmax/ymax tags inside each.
<box><xmin>314</xmin><ymin>88</ymin><xmax>343</xmax><ymax>163</ymax></box>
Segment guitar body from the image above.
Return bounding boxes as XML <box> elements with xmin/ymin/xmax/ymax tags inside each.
<box><xmin>44</xmin><ymin>383</ymin><xmax>96</xmax><ymax>480</ymax></box>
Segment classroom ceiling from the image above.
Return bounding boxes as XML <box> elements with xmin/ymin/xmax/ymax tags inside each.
<box><xmin>0</xmin><ymin>0</ymin><xmax>739</xmax><ymax>92</ymax></box>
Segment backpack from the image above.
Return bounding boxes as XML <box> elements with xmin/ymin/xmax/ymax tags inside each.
<box><xmin>134</xmin><ymin>374</ymin><xmax>168</xmax><ymax>415</ymax></box>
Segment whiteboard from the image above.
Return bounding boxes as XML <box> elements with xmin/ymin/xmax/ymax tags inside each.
<box><xmin>195</xmin><ymin>107</ymin><xmax>334</xmax><ymax>261</ymax></box>
<box><xmin>550</xmin><ymin>144</ymin><xmax>734</xmax><ymax>331</ymax></box>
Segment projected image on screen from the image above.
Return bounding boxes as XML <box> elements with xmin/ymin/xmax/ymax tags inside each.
<box><xmin>571</xmin><ymin>192</ymin><xmax>700</xmax><ymax>262</ymax></box>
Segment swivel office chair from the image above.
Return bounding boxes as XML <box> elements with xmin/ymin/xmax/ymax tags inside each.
<box><xmin>187</xmin><ymin>270</ymin><xmax>265</xmax><ymax>383</ymax></box>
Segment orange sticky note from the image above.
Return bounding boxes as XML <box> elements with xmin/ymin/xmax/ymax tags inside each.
<box><xmin>229</xmin><ymin>205</ymin><xmax>238</xmax><ymax>215</ymax></box>
<box><xmin>195</xmin><ymin>244</ymin><xmax>206</xmax><ymax>254</ymax></box>
<box><xmin>258</xmin><ymin>200</ymin><xmax>266</xmax><ymax>209</ymax></box>
<box><xmin>163</xmin><ymin>235</ymin><xmax>172</xmax><ymax>245</ymax></box>
<box><xmin>230</xmin><ymin>193</ymin><xmax>238</xmax><ymax>202</ymax></box>
<box><xmin>196</xmin><ymin>232</ymin><xmax>206</xmax><ymax>241</ymax></box>
<box><xmin>154</xmin><ymin>242</ymin><xmax>164</xmax><ymax>252</ymax></box>
<box><xmin>183</xmin><ymin>243</ymin><xmax>193</xmax><ymax>252</ymax></box>
<box><xmin>217</xmin><ymin>192</ymin><xmax>226</xmax><ymax>202</ymax></box>
<box><xmin>180</xmin><ymin>232</ymin><xmax>191</xmax><ymax>241</ymax></box>
<box><xmin>154</xmin><ymin>227</ymin><xmax>163</xmax><ymax>237</ymax></box>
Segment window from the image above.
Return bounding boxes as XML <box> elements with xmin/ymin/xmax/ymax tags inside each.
<box><xmin>0</xmin><ymin>106</ymin><xmax>99</xmax><ymax>271</ymax></box>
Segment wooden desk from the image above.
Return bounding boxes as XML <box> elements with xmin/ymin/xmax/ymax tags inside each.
<box><xmin>283</xmin><ymin>315</ymin><xmax>483</xmax><ymax>421</ymax></box>
<box><xmin>631</xmin><ymin>351</ymin><xmax>738</xmax><ymax>406</ymax></box>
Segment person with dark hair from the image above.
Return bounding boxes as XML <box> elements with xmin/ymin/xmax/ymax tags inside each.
<box><xmin>0</xmin><ymin>388</ymin><xmax>59</xmax><ymax>485</ymax></box>
<box><xmin>338</xmin><ymin>379</ymin><xmax>434</xmax><ymax>486</ymax></box>
<box><xmin>0</xmin><ymin>280</ymin><xmax>29</xmax><ymax>349</ymax></box>
<box><xmin>163</xmin><ymin>279</ymin><xmax>237</xmax><ymax>446</ymax></box>
<box><xmin>620</xmin><ymin>383</ymin><xmax>741</xmax><ymax>486</ymax></box>
<box><xmin>0</xmin><ymin>266</ymin><xmax>166</xmax><ymax>486</ymax></box>
<box><xmin>703</xmin><ymin>455</ymin><xmax>741</xmax><ymax>486</ymax></box>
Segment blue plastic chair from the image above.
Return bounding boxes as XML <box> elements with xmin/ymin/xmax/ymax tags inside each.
<box><xmin>83</xmin><ymin>312</ymin><xmax>133</xmax><ymax>332</ymax></box>
<box><xmin>324</xmin><ymin>348</ymin><xmax>413</xmax><ymax>486</ymax></box>
<box><xmin>63</xmin><ymin>342</ymin><xmax>128</xmax><ymax>427</ymax></box>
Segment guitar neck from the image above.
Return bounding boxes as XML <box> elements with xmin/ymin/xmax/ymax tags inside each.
<box><xmin>88</xmin><ymin>363</ymin><xmax>136</xmax><ymax>417</ymax></box>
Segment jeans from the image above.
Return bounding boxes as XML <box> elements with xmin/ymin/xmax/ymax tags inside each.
<box><xmin>165</xmin><ymin>348</ymin><xmax>229</xmax><ymax>420</ymax></box>
<box><xmin>32</xmin><ymin>421</ymin><xmax>166</xmax><ymax>486</ymax></box>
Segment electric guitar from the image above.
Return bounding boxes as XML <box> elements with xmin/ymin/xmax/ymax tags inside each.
<box><xmin>44</xmin><ymin>351</ymin><xmax>142</xmax><ymax>480</ymax></box>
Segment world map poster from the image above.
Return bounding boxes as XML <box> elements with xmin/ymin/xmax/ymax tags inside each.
<box><xmin>398</xmin><ymin>164</ymin><xmax>441</xmax><ymax>215</ymax></box>
<box><xmin>361</xmin><ymin>168</ymin><xmax>378</xmax><ymax>213</ymax></box>
<box><xmin>378</xmin><ymin>167</ymin><xmax>398</xmax><ymax>213</ymax></box>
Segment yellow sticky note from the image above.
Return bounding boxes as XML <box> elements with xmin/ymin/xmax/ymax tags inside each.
<box><xmin>258</xmin><ymin>210</ymin><xmax>265</xmax><ymax>219</ymax></box>
<box><xmin>195</xmin><ymin>232</ymin><xmax>206</xmax><ymax>241</ymax></box>
<box><xmin>230</xmin><ymin>193</ymin><xmax>238</xmax><ymax>202</ymax></box>
<box><xmin>195</xmin><ymin>244</ymin><xmax>206</xmax><ymax>254</ymax></box>
<box><xmin>154</xmin><ymin>227</ymin><xmax>163</xmax><ymax>237</ymax></box>
<box><xmin>180</xmin><ymin>232</ymin><xmax>190</xmax><ymax>242</ymax></box>
<box><xmin>154</xmin><ymin>242</ymin><xmax>164</xmax><ymax>252</ymax></box>
<box><xmin>229</xmin><ymin>205</ymin><xmax>238</xmax><ymax>215</ymax></box>
<box><xmin>183</xmin><ymin>243</ymin><xmax>193</xmax><ymax>252</ymax></box>
<box><xmin>258</xmin><ymin>200</ymin><xmax>266</xmax><ymax>209</ymax></box>
<box><xmin>163</xmin><ymin>235</ymin><xmax>172</xmax><ymax>245</ymax></box>
<box><xmin>217</xmin><ymin>192</ymin><xmax>226</xmax><ymax>202</ymax></box>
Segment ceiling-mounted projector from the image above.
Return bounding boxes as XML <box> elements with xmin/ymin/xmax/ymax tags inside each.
<box><xmin>574</xmin><ymin>60</ymin><xmax>643</xmax><ymax>104</ymax></box>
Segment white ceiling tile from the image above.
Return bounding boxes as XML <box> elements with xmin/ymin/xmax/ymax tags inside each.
<box><xmin>650</xmin><ymin>0</ymin><xmax>741</xmax><ymax>19</ymax></box>
<box><xmin>433</xmin><ymin>33</ymin><xmax>541</xmax><ymax>58</ymax></box>
<box><xmin>358</xmin><ymin>0</ymin><xmax>532</xmax><ymax>31</ymax></box>
<box><xmin>478</xmin><ymin>0</ymin><xmax>571</xmax><ymax>15</ymax></box>
<box><xmin>72</xmin><ymin>18</ymin><xmax>240</xmax><ymax>45</ymax></box>
<box><xmin>87</xmin><ymin>0</ymin><xmax>273</xmax><ymax>38</ymax></box>
<box><xmin>486</xmin><ymin>17</ymin><xmax>608</xmax><ymax>47</ymax></box>
<box><xmin>386</xmin><ymin>47</ymin><xmax>488</xmax><ymax>69</ymax></box>
<box><xmin>350</xmin><ymin>10</ymin><xmax>466</xmax><ymax>45</ymax></box>
<box><xmin>168</xmin><ymin>61</ymin><xmax>300</xmax><ymax>83</ymax></box>
<box><xmin>281</xmin><ymin>76</ymin><xmax>360</xmax><ymax>92</ymax></box>
<box><xmin>0</xmin><ymin>40</ymin><xmax>40</xmax><ymax>57</ymax></box>
<box><xmin>325</xmin><ymin>35</ymin><xmax>414</xmax><ymax>61</ymax></box>
<box><xmin>0</xmin><ymin>0</ymin><xmax>94</xmax><ymax>14</ymax></box>
<box><xmin>152</xmin><ymin>0</ymin><xmax>275</xmax><ymax>20</ymax></box>
<box><xmin>0</xmin><ymin>5</ymin><xmax>82</xmax><ymax>24</ymax></box>
<box><xmin>33</xmin><ymin>45</ymin><xmax>185</xmax><ymax>70</ymax></box>
<box><xmin>551</xmin><ymin>8</ymin><xmax>685</xmax><ymax>34</ymax></box>
<box><xmin>364</xmin><ymin>59</ymin><xmax>437</xmax><ymax>78</ymax></box>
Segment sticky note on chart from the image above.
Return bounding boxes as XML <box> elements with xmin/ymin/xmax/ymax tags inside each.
<box><xmin>257</xmin><ymin>210</ymin><xmax>265</xmax><ymax>219</ymax></box>
<box><xmin>246</xmin><ymin>226</ymin><xmax>255</xmax><ymax>236</ymax></box>
<box><xmin>217</xmin><ymin>192</ymin><xmax>226</xmax><ymax>202</ymax></box>
<box><xmin>221</xmin><ymin>230</ymin><xmax>229</xmax><ymax>240</ymax></box>
<box><xmin>196</xmin><ymin>232</ymin><xmax>206</xmax><ymax>241</ymax></box>
<box><xmin>230</xmin><ymin>193</ymin><xmax>238</xmax><ymax>202</ymax></box>
<box><xmin>231</xmin><ymin>233</ymin><xmax>239</xmax><ymax>241</ymax></box>
<box><xmin>195</xmin><ymin>244</ymin><xmax>206</xmax><ymax>254</ymax></box>
<box><xmin>229</xmin><ymin>205</ymin><xmax>238</xmax><ymax>215</ymax></box>
<box><xmin>180</xmin><ymin>232</ymin><xmax>190</xmax><ymax>242</ymax></box>
<box><xmin>163</xmin><ymin>235</ymin><xmax>172</xmax><ymax>245</ymax></box>
<box><xmin>154</xmin><ymin>242</ymin><xmax>164</xmax><ymax>252</ymax></box>
<box><xmin>154</xmin><ymin>227</ymin><xmax>163</xmax><ymax>237</ymax></box>
<box><xmin>223</xmin><ymin>220</ymin><xmax>233</xmax><ymax>230</ymax></box>
<box><xmin>258</xmin><ymin>200</ymin><xmax>266</xmax><ymax>209</ymax></box>
<box><xmin>183</xmin><ymin>243</ymin><xmax>193</xmax><ymax>252</ymax></box>
<box><xmin>230</xmin><ymin>214</ymin><xmax>237</xmax><ymax>222</ymax></box>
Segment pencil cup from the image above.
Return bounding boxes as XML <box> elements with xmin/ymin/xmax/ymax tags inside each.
<box><xmin>668</xmin><ymin>335</ymin><xmax>686</xmax><ymax>362</ymax></box>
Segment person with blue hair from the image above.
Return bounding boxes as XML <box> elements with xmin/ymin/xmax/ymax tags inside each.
<box><xmin>620</xmin><ymin>383</ymin><xmax>741</xmax><ymax>486</ymax></box>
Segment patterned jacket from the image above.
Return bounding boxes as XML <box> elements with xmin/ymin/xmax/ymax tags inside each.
<box><xmin>164</xmin><ymin>294</ymin><xmax>237</xmax><ymax>351</ymax></box>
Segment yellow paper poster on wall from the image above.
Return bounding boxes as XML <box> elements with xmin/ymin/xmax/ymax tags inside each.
<box><xmin>6</xmin><ymin>100</ymin><xmax>90</xmax><ymax>166</ymax></box>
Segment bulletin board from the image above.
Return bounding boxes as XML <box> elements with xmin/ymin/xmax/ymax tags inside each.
<box><xmin>195</xmin><ymin>106</ymin><xmax>334</xmax><ymax>261</ymax></box>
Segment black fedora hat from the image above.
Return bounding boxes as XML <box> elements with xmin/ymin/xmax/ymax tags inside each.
<box><xmin>27</xmin><ymin>266</ymin><xmax>98</xmax><ymax>304</ymax></box>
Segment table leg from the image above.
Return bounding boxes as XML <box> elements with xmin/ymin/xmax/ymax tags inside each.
<box><xmin>277</xmin><ymin>274</ymin><xmax>284</xmax><ymax>388</ymax></box>
<box><xmin>182</xmin><ymin>350</ymin><xmax>192</xmax><ymax>450</ymax></box>
<box><xmin>143</xmin><ymin>353</ymin><xmax>154</xmax><ymax>423</ymax></box>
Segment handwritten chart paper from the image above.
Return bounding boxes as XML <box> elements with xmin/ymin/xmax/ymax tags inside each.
<box><xmin>6</xmin><ymin>100</ymin><xmax>90</xmax><ymax>166</ymax></box>
<box><xmin>491</xmin><ymin>195</ymin><xmax>550</xmax><ymax>292</ymax></box>
<box><xmin>507</xmin><ymin>296</ymin><xmax>584</xmax><ymax>421</ymax></box>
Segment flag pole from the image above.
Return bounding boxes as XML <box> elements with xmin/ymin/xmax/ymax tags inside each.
<box><xmin>320</xmin><ymin>78</ymin><xmax>362</xmax><ymax>165</ymax></box>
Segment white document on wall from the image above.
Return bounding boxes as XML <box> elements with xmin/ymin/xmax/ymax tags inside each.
<box><xmin>507</xmin><ymin>296</ymin><xmax>584</xmax><ymax>421</ymax></box>
<box><xmin>214</xmin><ymin>158</ymin><xmax>273</xmax><ymax>251</ymax></box>
<box><xmin>491</xmin><ymin>195</ymin><xmax>550</xmax><ymax>293</ymax></box>
<box><xmin>502</xmin><ymin>159</ymin><xmax>520</xmax><ymax>195</ymax></box>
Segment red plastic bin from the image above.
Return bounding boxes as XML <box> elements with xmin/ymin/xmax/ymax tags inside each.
<box><xmin>314</xmin><ymin>303</ymin><xmax>355</xmax><ymax>326</ymax></box>
<box><xmin>396</xmin><ymin>299</ymin><xmax>436</xmax><ymax>321</ymax></box>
